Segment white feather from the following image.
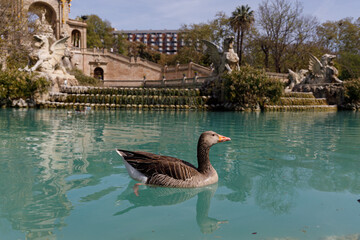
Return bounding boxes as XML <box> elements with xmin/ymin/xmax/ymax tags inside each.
<box><xmin>116</xmin><ymin>150</ymin><xmax>148</xmax><ymax>183</ymax></box>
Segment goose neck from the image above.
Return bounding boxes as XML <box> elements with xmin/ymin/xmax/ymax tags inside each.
<box><xmin>197</xmin><ymin>143</ymin><xmax>212</xmax><ymax>173</ymax></box>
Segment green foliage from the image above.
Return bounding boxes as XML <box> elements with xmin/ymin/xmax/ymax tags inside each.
<box><xmin>114</xmin><ymin>33</ymin><xmax>129</xmax><ymax>55</ymax></box>
<box><xmin>338</xmin><ymin>52</ymin><xmax>360</xmax><ymax>80</ymax></box>
<box><xmin>85</xmin><ymin>15</ymin><xmax>115</xmax><ymax>49</ymax></box>
<box><xmin>172</xmin><ymin>12</ymin><xmax>233</xmax><ymax>66</ymax></box>
<box><xmin>128</xmin><ymin>42</ymin><xmax>161</xmax><ymax>63</ymax></box>
<box><xmin>344</xmin><ymin>78</ymin><xmax>360</xmax><ymax>103</ymax></box>
<box><xmin>316</xmin><ymin>18</ymin><xmax>360</xmax><ymax>80</ymax></box>
<box><xmin>5</xmin><ymin>47</ymin><xmax>29</xmax><ymax>70</ymax></box>
<box><xmin>0</xmin><ymin>69</ymin><xmax>50</xmax><ymax>101</ymax></box>
<box><xmin>223</xmin><ymin>65</ymin><xmax>284</xmax><ymax>107</ymax></box>
<box><xmin>230</xmin><ymin>5</ymin><xmax>254</xmax><ymax>64</ymax></box>
<box><xmin>70</xmin><ymin>69</ymin><xmax>100</xmax><ymax>86</ymax></box>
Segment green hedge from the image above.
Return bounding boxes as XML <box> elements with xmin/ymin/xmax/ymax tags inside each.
<box><xmin>0</xmin><ymin>70</ymin><xmax>50</xmax><ymax>102</ymax></box>
<box><xmin>344</xmin><ymin>78</ymin><xmax>360</xmax><ymax>103</ymax></box>
<box><xmin>223</xmin><ymin>65</ymin><xmax>284</xmax><ymax>108</ymax></box>
<box><xmin>70</xmin><ymin>69</ymin><xmax>101</xmax><ymax>86</ymax></box>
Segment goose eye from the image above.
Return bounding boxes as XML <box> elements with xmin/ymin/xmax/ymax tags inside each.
<box><xmin>212</xmin><ymin>134</ymin><xmax>215</xmax><ymax>136</ymax></box>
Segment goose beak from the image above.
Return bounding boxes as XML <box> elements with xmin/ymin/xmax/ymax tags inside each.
<box><xmin>218</xmin><ymin>135</ymin><xmax>231</xmax><ymax>142</ymax></box>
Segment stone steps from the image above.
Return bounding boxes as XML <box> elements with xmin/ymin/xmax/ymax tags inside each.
<box><xmin>37</xmin><ymin>101</ymin><xmax>208</xmax><ymax>110</ymax></box>
<box><xmin>60</xmin><ymin>86</ymin><xmax>201</xmax><ymax>97</ymax></box>
<box><xmin>264</xmin><ymin>105</ymin><xmax>337</xmax><ymax>111</ymax></box>
<box><xmin>283</xmin><ymin>92</ymin><xmax>315</xmax><ymax>98</ymax></box>
<box><xmin>278</xmin><ymin>97</ymin><xmax>328</xmax><ymax>106</ymax></box>
<box><xmin>265</xmin><ymin>91</ymin><xmax>337</xmax><ymax>112</ymax></box>
<box><xmin>39</xmin><ymin>86</ymin><xmax>208</xmax><ymax>110</ymax></box>
<box><xmin>49</xmin><ymin>94</ymin><xmax>208</xmax><ymax>106</ymax></box>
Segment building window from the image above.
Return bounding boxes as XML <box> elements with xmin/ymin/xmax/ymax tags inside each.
<box><xmin>71</xmin><ymin>30</ymin><xmax>81</xmax><ymax>48</ymax></box>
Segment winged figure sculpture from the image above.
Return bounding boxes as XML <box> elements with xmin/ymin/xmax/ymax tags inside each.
<box><xmin>22</xmin><ymin>35</ymin><xmax>69</xmax><ymax>74</ymax></box>
<box><xmin>202</xmin><ymin>36</ymin><xmax>240</xmax><ymax>76</ymax></box>
<box><xmin>308</xmin><ymin>54</ymin><xmax>342</xmax><ymax>84</ymax></box>
<box><xmin>287</xmin><ymin>53</ymin><xmax>342</xmax><ymax>90</ymax></box>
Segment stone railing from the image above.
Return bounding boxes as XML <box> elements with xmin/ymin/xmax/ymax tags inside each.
<box><xmin>266</xmin><ymin>72</ymin><xmax>289</xmax><ymax>82</ymax></box>
<box><xmin>144</xmin><ymin>76</ymin><xmax>207</xmax><ymax>88</ymax></box>
<box><xmin>102</xmin><ymin>76</ymin><xmax>208</xmax><ymax>88</ymax></box>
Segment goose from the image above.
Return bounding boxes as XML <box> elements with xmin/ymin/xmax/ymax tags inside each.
<box><xmin>116</xmin><ymin>131</ymin><xmax>231</xmax><ymax>193</ymax></box>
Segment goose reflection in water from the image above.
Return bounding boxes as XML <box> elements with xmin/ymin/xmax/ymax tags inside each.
<box><xmin>114</xmin><ymin>182</ymin><xmax>227</xmax><ymax>234</ymax></box>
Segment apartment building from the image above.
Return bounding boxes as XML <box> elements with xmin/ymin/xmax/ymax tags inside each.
<box><xmin>114</xmin><ymin>30</ymin><xmax>185</xmax><ymax>55</ymax></box>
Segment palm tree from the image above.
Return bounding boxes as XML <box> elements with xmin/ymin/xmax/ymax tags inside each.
<box><xmin>230</xmin><ymin>5</ymin><xmax>254</xmax><ymax>65</ymax></box>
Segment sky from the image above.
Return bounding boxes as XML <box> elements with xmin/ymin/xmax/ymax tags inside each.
<box><xmin>69</xmin><ymin>0</ymin><xmax>360</xmax><ymax>31</ymax></box>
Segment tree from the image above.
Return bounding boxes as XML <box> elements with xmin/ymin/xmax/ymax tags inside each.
<box><xmin>128</xmin><ymin>42</ymin><xmax>161</xmax><ymax>63</ymax></box>
<box><xmin>257</xmin><ymin>0</ymin><xmax>318</xmax><ymax>72</ymax></box>
<box><xmin>0</xmin><ymin>0</ymin><xmax>32</xmax><ymax>70</ymax></box>
<box><xmin>316</xmin><ymin>18</ymin><xmax>360</xmax><ymax>79</ymax></box>
<box><xmin>85</xmin><ymin>14</ymin><xmax>115</xmax><ymax>49</ymax></box>
<box><xmin>230</xmin><ymin>5</ymin><xmax>254</xmax><ymax>65</ymax></box>
<box><xmin>174</xmin><ymin>12</ymin><xmax>233</xmax><ymax>66</ymax></box>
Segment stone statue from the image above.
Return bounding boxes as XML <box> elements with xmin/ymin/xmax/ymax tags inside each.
<box><xmin>34</xmin><ymin>9</ymin><xmax>56</xmax><ymax>43</ymax></box>
<box><xmin>19</xmin><ymin>7</ymin><xmax>78</xmax><ymax>93</ymax></box>
<box><xmin>60</xmin><ymin>31</ymin><xmax>74</xmax><ymax>70</ymax></box>
<box><xmin>286</xmin><ymin>69</ymin><xmax>308</xmax><ymax>92</ymax></box>
<box><xmin>202</xmin><ymin>36</ymin><xmax>240</xmax><ymax>76</ymax></box>
<box><xmin>306</xmin><ymin>54</ymin><xmax>342</xmax><ymax>84</ymax></box>
<box><xmin>287</xmin><ymin>53</ymin><xmax>342</xmax><ymax>91</ymax></box>
<box><xmin>22</xmin><ymin>35</ymin><xmax>69</xmax><ymax>74</ymax></box>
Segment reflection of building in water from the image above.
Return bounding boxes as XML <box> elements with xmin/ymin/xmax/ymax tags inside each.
<box><xmin>0</xmin><ymin>110</ymin><xmax>123</xmax><ymax>240</ymax></box>
<box><xmin>0</xmin><ymin>111</ymin><xmax>71</xmax><ymax>240</ymax></box>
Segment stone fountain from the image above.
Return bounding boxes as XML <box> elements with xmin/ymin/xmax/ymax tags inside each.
<box><xmin>287</xmin><ymin>54</ymin><xmax>344</xmax><ymax>105</ymax></box>
<box><xmin>20</xmin><ymin>9</ymin><xmax>78</xmax><ymax>93</ymax></box>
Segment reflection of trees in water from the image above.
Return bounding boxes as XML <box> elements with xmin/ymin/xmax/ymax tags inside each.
<box><xmin>253</xmin><ymin>166</ymin><xmax>298</xmax><ymax>214</ymax></box>
<box><xmin>216</xmin><ymin>112</ymin><xmax>360</xmax><ymax>214</ymax></box>
<box><xmin>1</xmin><ymin>109</ymin><xmax>360</xmax><ymax>237</ymax></box>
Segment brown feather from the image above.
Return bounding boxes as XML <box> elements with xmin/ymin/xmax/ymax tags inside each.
<box><xmin>118</xmin><ymin>150</ymin><xmax>199</xmax><ymax>184</ymax></box>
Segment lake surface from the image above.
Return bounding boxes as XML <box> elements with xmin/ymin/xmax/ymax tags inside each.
<box><xmin>0</xmin><ymin>109</ymin><xmax>359</xmax><ymax>240</ymax></box>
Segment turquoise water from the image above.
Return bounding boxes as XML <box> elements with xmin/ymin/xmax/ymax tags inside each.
<box><xmin>0</xmin><ymin>109</ymin><xmax>359</xmax><ymax>240</ymax></box>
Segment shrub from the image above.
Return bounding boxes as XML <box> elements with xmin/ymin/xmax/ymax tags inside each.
<box><xmin>223</xmin><ymin>65</ymin><xmax>284</xmax><ymax>108</ymax></box>
<box><xmin>0</xmin><ymin>69</ymin><xmax>50</xmax><ymax>101</ymax></box>
<box><xmin>344</xmin><ymin>78</ymin><xmax>360</xmax><ymax>103</ymax></box>
<box><xmin>70</xmin><ymin>69</ymin><xmax>101</xmax><ymax>86</ymax></box>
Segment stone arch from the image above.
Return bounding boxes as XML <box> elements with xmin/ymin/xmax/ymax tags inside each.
<box><xmin>94</xmin><ymin>67</ymin><xmax>104</xmax><ymax>80</ymax></box>
<box><xmin>71</xmin><ymin>30</ymin><xmax>81</xmax><ymax>48</ymax></box>
<box><xmin>27</xmin><ymin>1</ymin><xmax>57</xmax><ymax>36</ymax></box>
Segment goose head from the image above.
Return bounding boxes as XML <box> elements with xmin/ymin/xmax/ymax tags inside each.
<box><xmin>199</xmin><ymin>131</ymin><xmax>231</xmax><ymax>148</ymax></box>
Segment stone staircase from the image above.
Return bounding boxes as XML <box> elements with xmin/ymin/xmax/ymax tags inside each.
<box><xmin>264</xmin><ymin>92</ymin><xmax>337</xmax><ymax>111</ymax></box>
<box><xmin>39</xmin><ymin>86</ymin><xmax>209</xmax><ymax>110</ymax></box>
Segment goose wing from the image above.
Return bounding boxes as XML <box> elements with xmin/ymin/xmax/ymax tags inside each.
<box><xmin>117</xmin><ymin>149</ymin><xmax>199</xmax><ymax>181</ymax></box>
